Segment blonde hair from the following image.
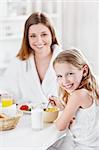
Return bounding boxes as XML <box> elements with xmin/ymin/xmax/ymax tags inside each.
<box><xmin>53</xmin><ymin>49</ymin><xmax>99</xmax><ymax>103</ymax></box>
<box><xmin>17</xmin><ymin>12</ymin><xmax>59</xmax><ymax>60</ymax></box>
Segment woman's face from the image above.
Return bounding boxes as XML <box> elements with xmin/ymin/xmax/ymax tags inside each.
<box><xmin>54</xmin><ymin>62</ymin><xmax>87</xmax><ymax>94</ymax></box>
<box><xmin>28</xmin><ymin>23</ymin><xmax>52</xmax><ymax>55</ymax></box>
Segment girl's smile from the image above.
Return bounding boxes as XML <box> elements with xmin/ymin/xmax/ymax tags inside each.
<box><xmin>63</xmin><ymin>83</ymin><xmax>74</xmax><ymax>90</ymax></box>
<box><xmin>54</xmin><ymin>62</ymin><xmax>84</xmax><ymax>93</ymax></box>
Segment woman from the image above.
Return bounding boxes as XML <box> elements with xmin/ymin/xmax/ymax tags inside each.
<box><xmin>0</xmin><ymin>12</ymin><xmax>62</xmax><ymax>104</ymax></box>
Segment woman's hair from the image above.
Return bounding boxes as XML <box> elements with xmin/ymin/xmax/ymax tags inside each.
<box><xmin>53</xmin><ymin>49</ymin><xmax>99</xmax><ymax>103</ymax></box>
<box><xmin>17</xmin><ymin>12</ymin><xmax>59</xmax><ymax>60</ymax></box>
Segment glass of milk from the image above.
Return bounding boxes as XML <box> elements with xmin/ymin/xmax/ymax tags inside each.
<box><xmin>31</xmin><ymin>108</ymin><xmax>43</xmax><ymax>130</ymax></box>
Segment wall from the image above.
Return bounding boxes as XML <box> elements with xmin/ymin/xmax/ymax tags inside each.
<box><xmin>62</xmin><ymin>1</ymin><xmax>99</xmax><ymax>76</ymax></box>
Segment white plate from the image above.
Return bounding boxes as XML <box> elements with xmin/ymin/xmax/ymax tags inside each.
<box><xmin>19</xmin><ymin>110</ymin><xmax>31</xmax><ymax>114</ymax></box>
<box><xmin>18</xmin><ymin>102</ymin><xmax>47</xmax><ymax>114</ymax></box>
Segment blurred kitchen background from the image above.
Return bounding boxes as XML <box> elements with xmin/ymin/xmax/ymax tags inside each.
<box><xmin>0</xmin><ymin>0</ymin><xmax>99</xmax><ymax>77</ymax></box>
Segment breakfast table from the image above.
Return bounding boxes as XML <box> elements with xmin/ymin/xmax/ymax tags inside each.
<box><xmin>0</xmin><ymin>112</ymin><xmax>66</xmax><ymax>150</ymax></box>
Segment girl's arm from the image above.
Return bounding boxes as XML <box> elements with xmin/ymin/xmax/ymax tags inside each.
<box><xmin>55</xmin><ymin>90</ymin><xmax>82</xmax><ymax>131</ymax></box>
<box><xmin>49</xmin><ymin>96</ymin><xmax>65</xmax><ymax>110</ymax></box>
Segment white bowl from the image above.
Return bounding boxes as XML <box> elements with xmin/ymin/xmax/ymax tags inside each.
<box><xmin>43</xmin><ymin>107</ymin><xmax>59</xmax><ymax>123</ymax></box>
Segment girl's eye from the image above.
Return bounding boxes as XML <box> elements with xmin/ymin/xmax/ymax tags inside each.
<box><xmin>68</xmin><ymin>73</ymin><xmax>74</xmax><ymax>75</ymax></box>
<box><xmin>56</xmin><ymin>75</ymin><xmax>62</xmax><ymax>79</ymax></box>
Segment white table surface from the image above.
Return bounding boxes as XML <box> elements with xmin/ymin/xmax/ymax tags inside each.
<box><xmin>0</xmin><ymin>113</ymin><xmax>66</xmax><ymax>150</ymax></box>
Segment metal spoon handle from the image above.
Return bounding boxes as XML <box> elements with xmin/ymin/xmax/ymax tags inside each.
<box><xmin>46</xmin><ymin>101</ymin><xmax>50</xmax><ymax>109</ymax></box>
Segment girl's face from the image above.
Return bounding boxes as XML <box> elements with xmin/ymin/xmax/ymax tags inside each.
<box><xmin>54</xmin><ymin>62</ymin><xmax>88</xmax><ymax>94</ymax></box>
<box><xmin>28</xmin><ymin>23</ymin><xmax>52</xmax><ymax>55</ymax></box>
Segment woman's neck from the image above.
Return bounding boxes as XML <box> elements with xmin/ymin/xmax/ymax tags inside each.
<box><xmin>34</xmin><ymin>51</ymin><xmax>52</xmax><ymax>61</ymax></box>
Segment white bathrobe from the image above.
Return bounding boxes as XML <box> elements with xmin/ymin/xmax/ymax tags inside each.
<box><xmin>0</xmin><ymin>44</ymin><xmax>62</xmax><ymax>103</ymax></box>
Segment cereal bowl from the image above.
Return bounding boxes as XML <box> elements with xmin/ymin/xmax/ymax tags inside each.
<box><xmin>43</xmin><ymin>107</ymin><xmax>59</xmax><ymax>123</ymax></box>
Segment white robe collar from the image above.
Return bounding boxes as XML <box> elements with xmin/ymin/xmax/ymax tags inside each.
<box><xmin>24</xmin><ymin>44</ymin><xmax>62</xmax><ymax>90</ymax></box>
<box><xmin>25</xmin><ymin>44</ymin><xmax>62</xmax><ymax>77</ymax></box>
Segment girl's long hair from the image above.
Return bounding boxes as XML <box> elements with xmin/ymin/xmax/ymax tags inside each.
<box><xmin>17</xmin><ymin>12</ymin><xmax>59</xmax><ymax>60</ymax></box>
<box><xmin>53</xmin><ymin>49</ymin><xmax>99</xmax><ymax>104</ymax></box>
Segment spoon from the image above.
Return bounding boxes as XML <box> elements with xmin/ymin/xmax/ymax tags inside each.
<box><xmin>43</xmin><ymin>101</ymin><xmax>50</xmax><ymax>111</ymax></box>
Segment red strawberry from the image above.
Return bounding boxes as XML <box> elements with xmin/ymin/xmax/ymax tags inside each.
<box><xmin>20</xmin><ymin>105</ymin><xmax>29</xmax><ymax>111</ymax></box>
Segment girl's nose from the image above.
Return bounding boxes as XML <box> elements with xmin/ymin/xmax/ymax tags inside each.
<box><xmin>62</xmin><ymin>76</ymin><xmax>69</xmax><ymax>84</ymax></box>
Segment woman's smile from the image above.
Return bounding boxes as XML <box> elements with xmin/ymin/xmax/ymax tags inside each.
<box><xmin>28</xmin><ymin>23</ymin><xmax>52</xmax><ymax>54</ymax></box>
<box><xmin>34</xmin><ymin>44</ymin><xmax>45</xmax><ymax>49</ymax></box>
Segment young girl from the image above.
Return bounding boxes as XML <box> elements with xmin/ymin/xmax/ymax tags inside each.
<box><xmin>48</xmin><ymin>49</ymin><xmax>99</xmax><ymax>150</ymax></box>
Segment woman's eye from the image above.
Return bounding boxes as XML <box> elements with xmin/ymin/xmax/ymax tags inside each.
<box><xmin>41</xmin><ymin>33</ymin><xmax>47</xmax><ymax>37</ymax></box>
<box><xmin>30</xmin><ymin>35</ymin><xmax>36</xmax><ymax>38</ymax></box>
<box><xmin>29</xmin><ymin>33</ymin><xmax>36</xmax><ymax>38</ymax></box>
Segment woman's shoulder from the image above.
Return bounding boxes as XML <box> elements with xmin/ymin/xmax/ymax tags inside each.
<box><xmin>52</xmin><ymin>44</ymin><xmax>62</xmax><ymax>52</ymax></box>
<box><xmin>9</xmin><ymin>57</ymin><xmax>27</xmax><ymax>65</ymax></box>
<box><xmin>5</xmin><ymin>57</ymin><xmax>27</xmax><ymax>72</ymax></box>
<box><xmin>52</xmin><ymin>44</ymin><xmax>63</xmax><ymax>60</ymax></box>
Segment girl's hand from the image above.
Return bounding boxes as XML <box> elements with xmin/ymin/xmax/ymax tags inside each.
<box><xmin>49</xmin><ymin>96</ymin><xmax>65</xmax><ymax>110</ymax></box>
